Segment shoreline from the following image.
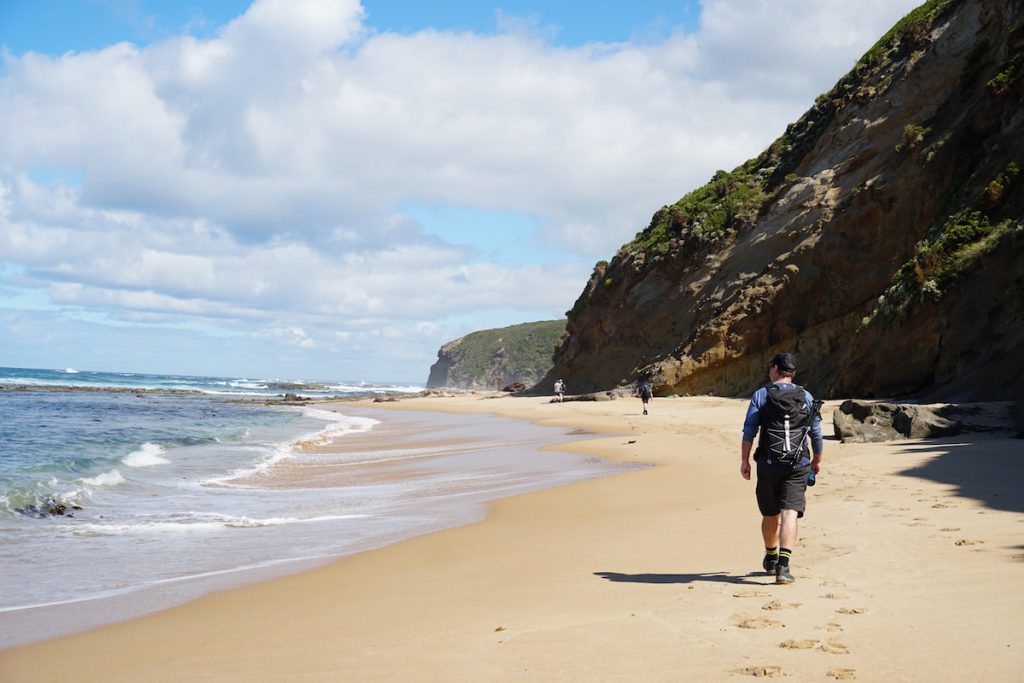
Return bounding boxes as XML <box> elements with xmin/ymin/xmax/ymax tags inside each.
<box><xmin>0</xmin><ymin>404</ymin><xmax>623</xmax><ymax>650</ymax></box>
<box><xmin>1</xmin><ymin>394</ymin><xmax>1021</xmax><ymax>681</ymax></box>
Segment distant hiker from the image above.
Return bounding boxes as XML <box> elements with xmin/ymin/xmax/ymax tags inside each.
<box><xmin>739</xmin><ymin>353</ymin><xmax>823</xmax><ymax>585</ymax></box>
<box><xmin>553</xmin><ymin>379</ymin><xmax>566</xmax><ymax>402</ymax></box>
<box><xmin>637</xmin><ymin>379</ymin><xmax>653</xmax><ymax>415</ymax></box>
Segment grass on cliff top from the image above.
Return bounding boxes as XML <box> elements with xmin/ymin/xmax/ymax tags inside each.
<box><xmin>447</xmin><ymin>319</ymin><xmax>565</xmax><ymax>383</ymax></box>
<box><xmin>854</xmin><ymin>0</ymin><xmax>954</xmax><ymax>74</ymax></box>
<box><xmin>629</xmin><ymin>162</ymin><xmax>768</xmax><ymax>257</ymax></box>
<box><xmin>616</xmin><ymin>0</ymin><xmax>958</xmax><ymax>268</ymax></box>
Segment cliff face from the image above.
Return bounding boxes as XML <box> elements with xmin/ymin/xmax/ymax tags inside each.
<box><xmin>426</xmin><ymin>320</ymin><xmax>565</xmax><ymax>390</ymax></box>
<box><xmin>544</xmin><ymin>0</ymin><xmax>1024</xmax><ymax>401</ymax></box>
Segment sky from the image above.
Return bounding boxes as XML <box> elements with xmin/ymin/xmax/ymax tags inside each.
<box><xmin>0</xmin><ymin>0</ymin><xmax>922</xmax><ymax>383</ymax></box>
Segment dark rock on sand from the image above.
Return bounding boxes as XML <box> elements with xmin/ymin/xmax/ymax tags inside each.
<box><xmin>834</xmin><ymin>401</ymin><xmax>959</xmax><ymax>443</ymax></box>
<box><xmin>833</xmin><ymin>400</ymin><xmax>1017</xmax><ymax>443</ymax></box>
<box><xmin>501</xmin><ymin>382</ymin><xmax>527</xmax><ymax>393</ymax></box>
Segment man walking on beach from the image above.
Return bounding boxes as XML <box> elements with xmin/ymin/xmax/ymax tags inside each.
<box><xmin>637</xmin><ymin>378</ymin><xmax>653</xmax><ymax>415</ymax></box>
<box><xmin>739</xmin><ymin>353</ymin><xmax>823</xmax><ymax>584</ymax></box>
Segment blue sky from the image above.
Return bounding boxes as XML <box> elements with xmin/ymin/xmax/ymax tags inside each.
<box><xmin>0</xmin><ymin>1</ymin><xmax>700</xmax><ymax>54</ymax></box>
<box><xmin>0</xmin><ymin>0</ymin><xmax>920</xmax><ymax>382</ymax></box>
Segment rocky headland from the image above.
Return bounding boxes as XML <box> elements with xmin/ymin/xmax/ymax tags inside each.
<box><xmin>426</xmin><ymin>320</ymin><xmax>565</xmax><ymax>390</ymax></box>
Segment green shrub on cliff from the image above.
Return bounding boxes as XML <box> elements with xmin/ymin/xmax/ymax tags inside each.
<box><xmin>629</xmin><ymin>165</ymin><xmax>767</xmax><ymax>255</ymax></box>
<box><xmin>866</xmin><ymin>210</ymin><xmax>1018</xmax><ymax>323</ymax></box>
<box><xmin>986</xmin><ymin>162</ymin><xmax>1020</xmax><ymax>205</ymax></box>
<box><xmin>854</xmin><ymin>0</ymin><xmax>954</xmax><ymax>73</ymax></box>
<box><xmin>987</xmin><ymin>54</ymin><xmax>1024</xmax><ymax>96</ymax></box>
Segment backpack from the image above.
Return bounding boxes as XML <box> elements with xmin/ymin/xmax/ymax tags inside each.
<box><xmin>638</xmin><ymin>382</ymin><xmax>652</xmax><ymax>399</ymax></box>
<box><xmin>755</xmin><ymin>383</ymin><xmax>820</xmax><ymax>465</ymax></box>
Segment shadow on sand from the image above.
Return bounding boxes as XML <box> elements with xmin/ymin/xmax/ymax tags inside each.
<box><xmin>594</xmin><ymin>571</ymin><xmax>765</xmax><ymax>585</ymax></box>
<box><xmin>894</xmin><ymin>435</ymin><xmax>1024</xmax><ymax>514</ymax></box>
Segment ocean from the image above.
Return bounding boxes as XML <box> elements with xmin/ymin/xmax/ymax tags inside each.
<box><xmin>0</xmin><ymin>367</ymin><xmax>622</xmax><ymax>647</ymax></box>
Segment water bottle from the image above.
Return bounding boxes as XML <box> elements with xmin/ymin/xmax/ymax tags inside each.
<box><xmin>807</xmin><ymin>470</ymin><xmax>816</xmax><ymax>487</ymax></box>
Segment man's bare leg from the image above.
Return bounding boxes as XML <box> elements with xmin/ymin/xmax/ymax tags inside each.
<box><xmin>779</xmin><ymin>508</ymin><xmax>799</xmax><ymax>549</ymax></box>
<box><xmin>761</xmin><ymin>514</ymin><xmax>780</xmax><ymax>548</ymax></box>
<box><xmin>775</xmin><ymin>509</ymin><xmax>799</xmax><ymax>583</ymax></box>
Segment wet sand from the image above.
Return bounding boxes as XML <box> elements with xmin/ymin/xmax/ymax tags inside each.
<box><xmin>1</xmin><ymin>394</ymin><xmax>1021</xmax><ymax>682</ymax></box>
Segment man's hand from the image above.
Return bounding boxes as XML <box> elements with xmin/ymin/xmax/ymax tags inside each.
<box><xmin>811</xmin><ymin>454</ymin><xmax>823</xmax><ymax>474</ymax></box>
<box><xmin>740</xmin><ymin>441</ymin><xmax>753</xmax><ymax>480</ymax></box>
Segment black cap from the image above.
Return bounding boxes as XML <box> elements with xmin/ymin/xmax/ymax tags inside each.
<box><xmin>769</xmin><ymin>352</ymin><xmax>797</xmax><ymax>374</ymax></box>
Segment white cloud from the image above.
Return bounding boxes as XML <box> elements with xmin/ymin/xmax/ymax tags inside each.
<box><xmin>0</xmin><ymin>0</ymin><xmax>921</xmax><ymax>379</ymax></box>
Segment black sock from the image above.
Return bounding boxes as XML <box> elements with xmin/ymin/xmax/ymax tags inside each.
<box><xmin>778</xmin><ymin>547</ymin><xmax>792</xmax><ymax>568</ymax></box>
<box><xmin>764</xmin><ymin>547</ymin><xmax>778</xmax><ymax>563</ymax></box>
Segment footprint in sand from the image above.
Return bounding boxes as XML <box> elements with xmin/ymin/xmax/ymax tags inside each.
<box><xmin>821</xmin><ymin>580</ymin><xmax>847</xmax><ymax>588</ymax></box>
<box><xmin>940</xmin><ymin>527</ymin><xmax>961</xmax><ymax>532</ymax></box>
<box><xmin>822</xmin><ymin>622</ymin><xmax>844</xmax><ymax>632</ymax></box>
<box><xmin>955</xmin><ymin>538</ymin><xmax>984</xmax><ymax>546</ymax></box>
<box><xmin>828</xmin><ymin>668</ymin><xmax>857</xmax><ymax>680</ymax></box>
<box><xmin>821</xmin><ymin>593</ymin><xmax>848</xmax><ymax>600</ymax></box>
<box><xmin>836</xmin><ymin>607</ymin><xmax>867</xmax><ymax>615</ymax></box>
<box><xmin>733</xmin><ymin>665</ymin><xmax>783</xmax><ymax>678</ymax></box>
<box><xmin>733</xmin><ymin>590</ymin><xmax>772</xmax><ymax>598</ymax></box>
<box><xmin>736</xmin><ymin>616</ymin><xmax>784</xmax><ymax>629</ymax></box>
<box><xmin>820</xmin><ymin>640</ymin><xmax>851</xmax><ymax>654</ymax></box>
<box><xmin>761</xmin><ymin>600</ymin><xmax>801</xmax><ymax>611</ymax></box>
<box><xmin>779</xmin><ymin>639</ymin><xmax>819</xmax><ymax>649</ymax></box>
<box><xmin>931</xmin><ymin>502</ymin><xmax>957</xmax><ymax>509</ymax></box>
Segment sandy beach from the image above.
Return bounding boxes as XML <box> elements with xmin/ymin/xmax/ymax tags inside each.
<box><xmin>1</xmin><ymin>394</ymin><xmax>1021</xmax><ymax>682</ymax></box>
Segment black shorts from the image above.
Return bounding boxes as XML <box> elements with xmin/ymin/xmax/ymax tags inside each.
<box><xmin>755</xmin><ymin>463</ymin><xmax>811</xmax><ymax>518</ymax></box>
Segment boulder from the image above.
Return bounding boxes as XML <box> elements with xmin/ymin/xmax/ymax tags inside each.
<box><xmin>16</xmin><ymin>497</ymin><xmax>83</xmax><ymax>518</ymax></box>
<box><xmin>833</xmin><ymin>400</ymin><xmax>960</xmax><ymax>443</ymax></box>
<box><xmin>501</xmin><ymin>382</ymin><xmax>527</xmax><ymax>393</ymax></box>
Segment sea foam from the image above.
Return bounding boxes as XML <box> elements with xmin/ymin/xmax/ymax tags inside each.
<box><xmin>80</xmin><ymin>470</ymin><xmax>127</xmax><ymax>487</ymax></box>
<box><xmin>122</xmin><ymin>443</ymin><xmax>170</xmax><ymax>467</ymax></box>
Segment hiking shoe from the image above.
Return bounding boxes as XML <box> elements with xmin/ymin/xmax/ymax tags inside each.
<box><xmin>762</xmin><ymin>555</ymin><xmax>777</xmax><ymax>575</ymax></box>
<box><xmin>775</xmin><ymin>565</ymin><xmax>795</xmax><ymax>585</ymax></box>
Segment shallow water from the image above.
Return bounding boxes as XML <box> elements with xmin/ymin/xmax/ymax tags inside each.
<box><xmin>0</xmin><ymin>391</ymin><xmax>628</xmax><ymax>648</ymax></box>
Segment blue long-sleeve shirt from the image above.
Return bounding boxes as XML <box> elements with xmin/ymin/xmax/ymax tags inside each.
<box><xmin>742</xmin><ymin>382</ymin><xmax>824</xmax><ymax>466</ymax></box>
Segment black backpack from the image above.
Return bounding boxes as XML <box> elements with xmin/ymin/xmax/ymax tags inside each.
<box><xmin>755</xmin><ymin>383</ymin><xmax>820</xmax><ymax>465</ymax></box>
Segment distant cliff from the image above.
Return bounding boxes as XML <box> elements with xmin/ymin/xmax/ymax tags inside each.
<box><xmin>426</xmin><ymin>320</ymin><xmax>566</xmax><ymax>390</ymax></box>
<box><xmin>541</xmin><ymin>0</ymin><xmax>1023</xmax><ymax>401</ymax></box>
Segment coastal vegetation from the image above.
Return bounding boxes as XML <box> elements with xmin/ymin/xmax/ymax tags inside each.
<box><xmin>867</xmin><ymin>211</ymin><xmax>1020</xmax><ymax>323</ymax></box>
<box><xmin>630</xmin><ymin>164</ymin><xmax>767</xmax><ymax>256</ymax></box>
<box><xmin>426</xmin><ymin>320</ymin><xmax>565</xmax><ymax>390</ymax></box>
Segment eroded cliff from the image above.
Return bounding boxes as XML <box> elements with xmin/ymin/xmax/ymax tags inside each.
<box><xmin>544</xmin><ymin>0</ymin><xmax>1024</xmax><ymax>401</ymax></box>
